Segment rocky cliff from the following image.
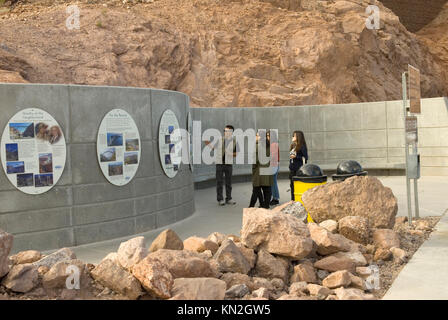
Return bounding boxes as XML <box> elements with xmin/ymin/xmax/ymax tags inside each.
<box><xmin>0</xmin><ymin>0</ymin><xmax>447</xmax><ymax>107</ymax></box>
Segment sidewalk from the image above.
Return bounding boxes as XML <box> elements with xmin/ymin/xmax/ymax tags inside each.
<box><xmin>383</xmin><ymin>210</ymin><xmax>448</xmax><ymax>300</ymax></box>
<box><xmin>57</xmin><ymin>176</ymin><xmax>447</xmax><ymax>281</ymax></box>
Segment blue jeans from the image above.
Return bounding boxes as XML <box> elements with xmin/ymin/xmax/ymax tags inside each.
<box><xmin>271</xmin><ymin>166</ymin><xmax>280</xmax><ymax>200</ymax></box>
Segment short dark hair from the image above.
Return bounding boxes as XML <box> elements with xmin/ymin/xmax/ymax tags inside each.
<box><xmin>225</xmin><ymin>125</ymin><xmax>234</xmax><ymax>131</ymax></box>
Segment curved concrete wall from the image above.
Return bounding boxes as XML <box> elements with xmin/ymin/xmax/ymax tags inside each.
<box><xmin>0</xmin><ymin>84</ymin><xmax>195</xmax><ymax>253</ymax></box>
<box><xmin>192</xmin><ymin>97</ymin><xmax>448</xmax><ymax>181</ymax></box>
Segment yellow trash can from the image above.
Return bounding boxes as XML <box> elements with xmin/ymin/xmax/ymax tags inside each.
<box><xmin>292</xmin><ymin>164</ymin><xmax>327</xmax><ymax>223</ymax></box>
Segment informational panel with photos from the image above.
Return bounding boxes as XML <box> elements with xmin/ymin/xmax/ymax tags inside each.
<box><xmin>97</xmin><ymin>109</ymin><xmax>141</xmax><ymax>186</ymax></box>
<box><xmin>158</xmin><ymin>109</ymin><xmax>181</xmax><ymax>178</ymax></box>
<box><xmin>0</xmin><ymin>108</ymin><xmax>66</xmax><ymax>194</ymax></box>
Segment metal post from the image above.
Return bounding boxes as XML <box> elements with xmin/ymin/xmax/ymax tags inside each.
<box><xmin>413</xmin><ymin>144</ymin><xmax>420</xmax><ymax>219</ymax></box>
<box><xmin>402</xmin><ymin>72</ymin><xmax>413</xmax><ymax>226</ymax></box>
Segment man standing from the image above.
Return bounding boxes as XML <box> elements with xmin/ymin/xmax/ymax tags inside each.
<box><xmin>205</xmin><ymin>125</ymin><xmax>238</xmax><ymax>206</ymax></box>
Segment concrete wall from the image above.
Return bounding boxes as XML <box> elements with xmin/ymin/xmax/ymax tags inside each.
<box><xmin>0</xmin><ymin>84</ymin><xmax>195</xmax><ymax>253</ymax></box>
<box><xmin>192</xmin><ymin>97</ymin><xmax>448</xmax><ymax>181</ymax></box>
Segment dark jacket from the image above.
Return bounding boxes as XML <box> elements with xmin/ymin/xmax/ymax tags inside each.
<box><xmin>289</xmin><ymin>145</ymin><xmax>308</xmax><ymax>171</ymax></box>
<box><xmin>252</xmin><ymin>142</ymin><xmax>274</xmax><ymax>187</ymax></box>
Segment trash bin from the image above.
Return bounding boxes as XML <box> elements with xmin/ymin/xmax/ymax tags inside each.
<box><xmin>331</xmin><ymin>160</ymin><xmax>368</xmax><ymax>181</ymax></box>
<box><xmin>292</xmin><ymin>164</ymin><xmax>327</xmax><ymax>223</ymax></box>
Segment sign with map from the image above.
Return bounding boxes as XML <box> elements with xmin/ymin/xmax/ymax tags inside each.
<box><xmin>0</xmin><ymin>108</ymin><xmax>66</xmax><ymax>194</ymax></box>
<box><xmin>97</xmin><ymin>109</ymin><xmax>141</xmax><ymax>186</ymax></box>
<box><xmin>158</xmin><ymin>109</ymin><xmax>181</xmax><ymax>178</ymax></box>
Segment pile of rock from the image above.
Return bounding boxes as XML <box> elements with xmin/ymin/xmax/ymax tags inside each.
<box><xmin>0</xmin><ymin>176</ymin><xmax>433</xmax><ymax>300</ymax></box>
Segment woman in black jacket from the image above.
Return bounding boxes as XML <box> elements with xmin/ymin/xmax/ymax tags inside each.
<box><xmin>289</xmin><ymin>130</ymin><xmax>308</xmax><ymax>201</ymax></box>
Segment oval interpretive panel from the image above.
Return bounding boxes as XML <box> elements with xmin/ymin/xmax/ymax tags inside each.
<box><xmin>1</xmin><ymin>108</ymin><xmax>67</xmax><ymax>195</ymax></box>
<box><xmin>158</xmin><ymin>109</ymin><xmax>181</xmax><ymax>178</ymax></box>
<box><xmin>97</xmin><ymin>109</ymin><xmax>141</xmax><ymax>186</ymax></box>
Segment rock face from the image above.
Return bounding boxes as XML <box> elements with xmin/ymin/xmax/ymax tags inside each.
<box><xmin>146</xmin><ymin>249</ymin><xmax>218</xmax><ymax>278</ymax></box>
<box><xmin>117</xmin><ymin>237</ymin><xmax>148</xmax><ymax>271</ymax></box>
<box><xmin>254</xmin><ymin>249</ymin><xmax>289</xmax><ymax>282</ymax></box>
<box><xmin>302</xmin><ymin>176</ymin><xmax>398</xmax><ymax>228</ymax></box>
<box><xmin>1</xmin><ymin>264</ymin><xmax>39</xmax><ymax>293</ymax></box>
<box><xmin>32</xmin><ymin>248</ymin><xmax>76</xmax><ymax>269</ymax></box>
<box><xmin>1</xmin><ymin>0</ymin><xmax>447</xmax><ymax>108</ymax></box>
<box><xmin>213</xmin><ymin>239</ymin><xmax>251</xmax><ymax>274</ymax></box>
<box><xmin>131</xmin><ymin>257</ymin><xmax>173</xmax><ymax>299</ymax></box>
<box><xmin>338</xmin><ymin>216</ymin><xmax>370</xmax><ymax>244</ymax></box>
<box><xmin>0</xmin><ymin>229</ymin><xmax>13</xmax><ymax>277</ymax></box>
<box><xmin>149</xmin><ymin>229</ymin><xmax>184</xmax><ymax>252</ymax></box>
<box><xmin>241</xmin><ymin>208</ymin><xmax>313</xmax><ymax>260</ymax></box>
<box><xmin>171</xmin><ymin>278</ymin><xmax>226</xmax><ymax>300</ymax></box>
<box><xmin>373</xmin><ymin>229</ymin><xmax>401</xmax><ymax>249</ymax></box>
<box><xmin>10</xmin><ymin>250</ymin><xmax>42</xmax><ymax>265</ymax></box>
<box><xmin>91</xmin><ymin>259</ymin><xmax>143</xmax><ymax>300</ymax></box>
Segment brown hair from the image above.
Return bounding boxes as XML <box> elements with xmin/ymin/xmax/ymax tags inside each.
<box><xmin>290</xmin><ymin>130</ymin><xmax>307</xmax><ymax>153</ymax></box>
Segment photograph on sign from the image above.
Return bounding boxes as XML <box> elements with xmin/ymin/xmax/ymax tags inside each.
<box><xmin>158</xmin><ymin>109</ymin><xmax>181</xmax><ymax>178</ymax></box>
<box><xmin>405</xmin><ymin>116</ymin><xmax>418</xmax><ymax>145</ymax></box>
<box><xmin>96</xmin><ymin>109</ymin><xmax>141</xmax><ymax>186</ymax></box>
<box><xmin>0</xmin><ymin>108</ymin><xmax>67</xmax><ymax>195</ymax></box>
<box><xmin>408</xmin><ymin>65</ymin><xmax>421</xmax><ymax>114</ymax></box>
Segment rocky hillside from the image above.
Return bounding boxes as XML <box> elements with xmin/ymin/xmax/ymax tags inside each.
<box><xmin>0</xmin><ymin>0</ymin><xmax>447</xmax><ymax>107</ymax></box>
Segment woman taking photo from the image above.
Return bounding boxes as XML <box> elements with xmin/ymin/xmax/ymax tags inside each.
<box><xmin>289</xmin><ymin>130</ymin><xmax>308</xmax><ymax>201</ymax></box>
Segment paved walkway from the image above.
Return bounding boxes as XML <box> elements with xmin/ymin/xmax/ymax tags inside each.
<box><xmin>54</xmin><ymin>175</ymin><xmax>448</xmax><ymax>299</ymax></box>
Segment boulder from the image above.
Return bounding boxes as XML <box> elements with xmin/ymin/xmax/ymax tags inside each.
<box><xmin>42</xmin><ymin>259</ymin><xmax>91</xmax><ymax>290</ymax></box>
<box><xmin>213</xmin><ymin>239</ymin><xmax>251</xmax><ymax>274</ymax></box>
<box><xmin>251</xmin><ymin>277</ymin><xmax>275</xmax><ymax>291</ymax></box>
<box><xmin>390</xmin><ymin>247</ymin><xmax>407</xmax><ymax>263</ymax></box>
<box><xmin>372</xmin><ymin>229</ymin><xmax>400</xmax><ymax>249</ymax></box>
<box><xmin>207</xmin><ymin>232</ymin><xmax>227</xmax><ymax>246</ymax></box>
<box><xmin>0</xmin><ymin>229</ymin><xmax>13</xmax><ymax>277</ymax></box>
<box><xmin>355</xmin><ymin>266</ymin><xmax>373</xmax><ymax>279</ymax></box>
<box><xmin>290</xmin><ymin>261</ymin><xmax>317</xmax><ymax>284</ymax></box>
<box><xmin>241</xmin><ymin>208</ymin><xmax>313</xmax><ymax>260</ymax></box>
<box><xmin>117</xmin><ymin>236</ymin><xmax>148</xmax><ymax>271</ymax></box>
<box><xmin>270</xmin><ymin>278</ymin><xmax>286</xmax><ymax>292</ymax></box>
<box><xmin>225</xmin><ymin>284</ymin><xmax>250</xmax><ymax>298</ymax></box>
<box><xmin>131</xmin><ymin>256</ymin><xmax>173</xmax><ymax>299</ymax></box>
<box><xmin>147</xmin><ymin>249</ymin><xmax>218</xmax><ymax>278</ymax></box>
<box><xmin>306</xmin><ymin>283</ymin><xmax>331</xmax><ymax>298</ymax></box>
<box><xmin>314</xmin><ymin>254</ymin><xmax>356</xmax><ymax>273</ymax></box>
<box><xmin>32</xmin><ymin>248</ymin><xmax>76</xmax><ymax>269</ymax></box>
<box><xmin>278</xmin><ymin>201</ymin><xmax>307</xmax><ymax>222</ymax></box>
<box><xmin>308</xmin><ymin>223</ymin><xmax>351</xmax><ymax>255</ymax></box>
<box><xmin>302</xmin><ymin>176</ymin><xmax>398</xmax><ymax>228</ymax></box>
<box><xmin>374</xmin><ymin>247</ymin><xmax>392</xmax><ymax>261</ymax></box>
<box><xmin>220</xmin><ymin>273</ymin><xmax>252</xmax><ymax>290</ymax></box>
<box><xmin>1</xmin><ymin>263</ymin><xmax>39</xmax><ymax>293</ymax></box>
<box><xmin>9</xmin><ymin>250</ymin><xmax>42</xmax><ymax>265</ymax></box>
<box><xmin>317</xmin><ymin>269</ymin><xmax>330</xmax><ymax>280</ymax></box>
<box><xmin>252</xmin><ymin>287</ymin><xmax>270</xmax><ymax>299</ymax></box>
<box><xmin>101</xmin><ymin>252</ymin><xmax>118</xmax><ymax>264</ymax></box>
<box><xmin>289</xmin><ymin>281</ymin><xmax>307</xmax><ymax>296</ymax></box>
<box><xmin>235</xmin><ymin>243</ymin><xmax>257</xmax><ymax>269</ymax></box>
<box><xmin>91</xmin><ymin>259</ymin><xmax>143</xmax><ymax>300</ymax></box>
<box><xmin>254</xmin><ymin>249</ymin><xmax>289</xmax><ymax>282</ymax></box>
<box><xmin>149</xmin><ymin>229</ymin><xmax>184</xmax><ymax>252</ymax></box>
<box><xmin>322</xmin><ymin>270</ymin><xmax>352</xmax><ymax>288</ymax></box>
<box><xmin>338</xmin><ymin>216</ymin><xmax>369</xmax><ymax>245</ymax></box>
<box><xmin>334</xmin><ymin>287</ymin><xmax>376</xmax><ymax>300</ymax></box>
<box><xmin>349</xmin><ymin>273</ymin><xmax>367</xmax><ymax>290</ymax></box>
<box><xmin>330</xmin><ymin>251</ymin><xmax>367</xmax><ymax>266</ymax></box>
<box><xmin>319</xmin><ymin>220</ymin><xmax>338</xmax><ymax>233</ymax></box>
<box><xmin>184</xmin><ymin>236</ymin><xmax>219</xmax><ymax>254</ymax></box>
<box><xmin>171</xmin><ymin>278</ymin><xmax>226</xmax><ymax>300</ymax></box>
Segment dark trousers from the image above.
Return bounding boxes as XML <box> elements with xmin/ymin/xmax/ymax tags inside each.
<box><xmin>289</xmin><ymin>169</ymin><xmax>298</xmax><ymax>201</ymax></box>
<box><xmin>249</xmin><ymin>186</ymin><xmax>271</xmax><ymax>209</ymax></box>
<box><xmin>216</xmin><ymin>164</ymin><xmax>233</xmax><ymax>201</ymax></box>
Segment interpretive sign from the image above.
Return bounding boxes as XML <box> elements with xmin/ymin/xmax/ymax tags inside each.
<box><xmin>1</xmin><ymin>108</ymin><xmax>66</xmax><ymax>194</ymax></box>
<box><xmin>159</xmin><ymin>109</ymin><xmax>181</xmax><ymax>178</ymax></box>
<box><xmin>405</xmin><ymin>115</ymin><xmax>418</xmax><ymax>145</ymax></box>
<box><xmin>97</xmin><ymin>109</ymin><xmax>141</xmax><ymax>186</ymax></box>
<box><xmin>408</xmin><ymin>65</ymin><xmax>421</xmax><ymax>114</ymax></box>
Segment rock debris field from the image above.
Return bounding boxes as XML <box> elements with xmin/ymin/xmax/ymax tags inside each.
<box><xmin>0</xmin><ymin>176</ymin><xmax>440</xmax><ymax>300</ymax></box>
